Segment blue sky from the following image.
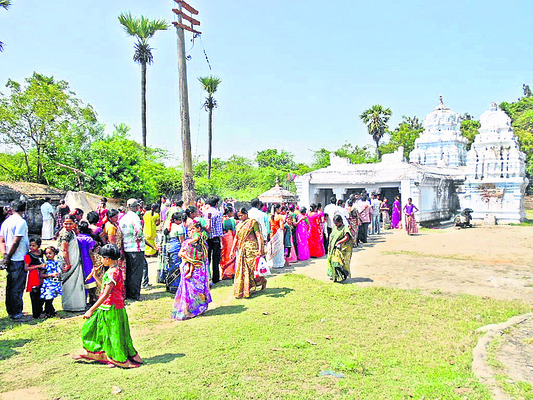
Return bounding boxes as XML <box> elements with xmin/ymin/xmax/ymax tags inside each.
<box><xmin>1</xmin><ymin>0</ymin><xmax>532</xmax><ymax>164</ymax></box>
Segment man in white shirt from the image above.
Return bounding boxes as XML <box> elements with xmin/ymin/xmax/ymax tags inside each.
<box><xmin>0</xmin><ymin>200</ymin><xmax>30</xmax><ymax>320</ymax></box>
<box><xmin>323</xmin><ymin>196</ymin><xmax>339</xmax><ymax>248</ymax></box>
<box><xmin>370</xmin><ymin>194</ymin><xmax>382</xmax><ymax>235</ymax></box>
<box><xmin>40</xmin><ymin>197</ymin><xmax>55</xmax><ymax>240</ymax></box>
<box><xmin>248</xmin><ymin>198</ymin><xmax>269</xmax><ymax>242</ymax></box>
<box><xmin>119</xmin><ymin>198</ymin><xmax>148</xmax><ymax>301</ymax></box>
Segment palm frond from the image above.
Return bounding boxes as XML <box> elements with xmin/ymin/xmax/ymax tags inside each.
<box><xmin>118</xmin><ymin>12</ymin><xmax>168</xmax><ymax>40</ymax></box>
<box><xmin>0</xmin><ymin>40</ymin><xmax>4</xmax><ymax>52</ymax></box>
<box><xmin>0</xmin><ymin>0</ymin><xmax>10</xmax><ymax>10</ymax></box>
<box><xmin>198</xmin><ymin>76</ymin><xmax>222</xmax><ymax>95</ymax></box>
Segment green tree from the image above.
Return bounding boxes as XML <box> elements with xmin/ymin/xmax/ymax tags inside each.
<box><xmin>380</xmin><ymin>116</ymin><xmax>424</xmax><ymax>160</ymax></box>
<box><xmin>255</xmin><ymin>149</ymin><xmax>296</xmax><ymax>170</ymax></box>
<box><xmin>312</xmin><ymin>148</ymin><xmax>331</xmax><ymax>169</ymax></box>
<box><xmin>0</xmin><ymin>73</ymin><xmax>100</xmax><ymax>182</ymax></box>
<box><xmin>500</xmin><ymin>93</ymin><xmax>533</xmax><ymax>177</ymax></box>
<box><xmin>360</xmin><ymin>104</ymin><xmax>392</xmax><ymax>159</ymax></box>
<box><xmin>0</xmin><ymin>0</ymin><xmax>10</xmax><ymax>52</ymax></box>
<box><xmin>118</xmin><ymin>12</ymin><xmax>168</xmax><ymax>149</ymax></box>
<box><xmin>198</xmin><ymin>76</ymin><xmax>221</xmax><ymax>180</ymax></box>
<box><xmin>335</xmin><ymin>143</ymin><xmax>376</xmax><ymax>164</ymax></box>
<box><xmin>84</xmin><ymin>125</ymin><xmax>166</xmax><ymax>199</ymax></box>
<box><xmin>460</xmin><ymin>118</ymin><xmax>480</xmax><ymax>150</ymax></box>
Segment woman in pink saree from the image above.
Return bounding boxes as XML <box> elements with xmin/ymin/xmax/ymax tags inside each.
<box><xmin>307</xmin><ymin>204</ymin><xmax>325</xmax><ymax>258</ymax></box>
<box><xmin>391</xmin><ymin>196</ymin><xmax>401</xmax><ymax>229</ymax></box>
<box><xmin>296</xmin><ymin>207</ymin><xmax>311</xmax><ymax>261</ymax></box>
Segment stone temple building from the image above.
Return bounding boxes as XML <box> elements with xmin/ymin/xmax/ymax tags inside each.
<box><xmin>460</xmin><ymin>102</ymin><xmax>528</xmax><ymax>223</ymax></box>
<box><xmin>295</xmin><ymin>97</ymin><xmax>528</xmax><ymax>225</ymax></box>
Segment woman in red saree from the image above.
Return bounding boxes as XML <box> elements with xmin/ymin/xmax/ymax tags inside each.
<box><xmin>220</xmin><ymin>206</ymin><xmax>236</xmax><ymax>279</ymax></box>
<box><xmin>230</xmin><ymin>208</ymin><xmax>267</xmax><ymax>299</ymax></box>
<box><xmin>307</xmin><ymin>203</ymin><xmax>325</xmax><ymax>258</ymax></box>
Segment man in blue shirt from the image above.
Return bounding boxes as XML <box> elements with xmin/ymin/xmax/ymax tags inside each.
<box><xmin>0</xmin><ymin>200</ymin><xmax>30</xmax><ymax>320</ymax></box>
<box><xmin>204</xmin><ymin>196</ymin><xmax>223</xmax><ymax>284</ymax></box>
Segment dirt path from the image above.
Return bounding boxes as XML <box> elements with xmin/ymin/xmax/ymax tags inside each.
<box><xmin>283</xmin><ymin>225</ymin><xmax>533</xmax><ymax>304</ymax></box>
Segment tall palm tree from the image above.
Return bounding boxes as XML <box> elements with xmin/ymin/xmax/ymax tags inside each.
<box><xmin>360</xmin><ymin>104</ymin><xmax>392</xmax><ymax>159</ymax></box>
<box><xmin>118</xmin><ymin>12</ymin><xmax>168</xmax><ymax>149</ymax></box>
<box><xmin>198</xmin><ymin>75</ymin><xmax>221</xmax><ymax>179</ymax></box>
<box><xmin>0</xmin><ymin>0</ymin><xmax>11</xmax><ymax>52</ymax></box>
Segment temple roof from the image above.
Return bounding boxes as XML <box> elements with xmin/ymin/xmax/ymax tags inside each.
<box><xmin>258</xmin><ymin>179</ymin><xmax>299</xmax><ymax>203</ymax></box>
<box><xmin>297</xmin><ymin>153</ymin><xmax>465</xmax><ymax>185</ymax></box>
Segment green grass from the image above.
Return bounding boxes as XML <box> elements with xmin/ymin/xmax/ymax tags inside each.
<box><xmin>510</xmin><ymin>209</ymin><xmax>533</xmax><ymax>226</ymax></box>
<box><xmin>0</xmin><ymin>274</ymin><xmax>530</xmax><ymax>399</ymax></box>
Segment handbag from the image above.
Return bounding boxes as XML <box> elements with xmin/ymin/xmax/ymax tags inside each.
<box><xmin>254</xmin><ymin>256</ymin><xmax>271</xmax><ymax>279</ymax></box>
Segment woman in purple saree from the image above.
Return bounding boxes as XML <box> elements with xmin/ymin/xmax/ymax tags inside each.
<box><xmin>391</xmin><ymin>196</ymin><xmax>401</xmax><ymax>229</ymax></box>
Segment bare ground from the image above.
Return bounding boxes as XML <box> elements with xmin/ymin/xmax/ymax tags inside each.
<box><xmin>285</xmin><ymin>225</ymin><xmax>533</xmax><ymax>304</ymax></box>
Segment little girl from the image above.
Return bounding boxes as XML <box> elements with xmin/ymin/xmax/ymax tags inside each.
<box><xmin>24</xmin><ymin>238</ymin><xmax>45</xmax><ymax>318</ymax></box>
<box><xmin>40</xmin><ymin>246</ymin><xmax>62</xmax><ymax>317</ymax></box>
<box><xmin>179</xmin><ymin>222</ymin><xmax>207</xmax><ymax>279</ymax></box>
<box><xmin>73</xmin><ymin>244</ymin><xmax>143</xmax><ymax>368</ymax></box>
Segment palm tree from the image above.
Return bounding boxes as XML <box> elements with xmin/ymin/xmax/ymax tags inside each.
<box><xmin>198</xmin><ymin>75</ymin><xmax>221</xmax><ymax>179</ymax></box>
<box><xmin>118</xmin><ymin>12</ymin><xmax>168</xmax><ymax>149</ymax></box>
<box><xmin>360</xmin><ymin>105</ymin><xmax>392</xmax><ymax>159</ymax></box>
<box><xmin>0</xmin><ymin>0</ymin><xmax>11</xmax><ymax>52</ymax></box>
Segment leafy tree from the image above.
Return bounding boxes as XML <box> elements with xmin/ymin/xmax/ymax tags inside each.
<box><xmin>360</xmin><ymin>104</ymin><xmax>392</xmax><ymax>159</ymax></box>
<box><xmin>380</xmin><ymin>116</ymin><xmax>424</xmax><ymax>160</ymax></box>
<box><xmin>0</xmin><ymin>0</ymin><xmax>10</xmax><ymax>52</ymax></box>
<box><xmin>118</xmin><ymin>12</ymin><xmax>168</xmax><ymax>149</ymax></box>
<box><xmin>460</xmin><ymin>119</ymin><xmax>480</xmax><ymax>150</ymax></box>
<box><xmin>335</xmin><ymin>143</ymin><xmax>376</xmax><ymax>164</ymax></box>
<box><xmin>84</xmin><ymin>126</ymin><xmax>165</xmax><ymax>199</ymax></box>
<box><xmin>0</xmin><ymin>73</ymin><xmax>100</xmax><ymax>182</ymax></box>
<box><xmin>198</xmin><ymin>76</ymin><xmax>221</xmax><ymax>180</ymax></box>
<box><xmin>500</xmin><ymin>93</ymin><xmax>533</xmax><ymax>177</ymax></box>
<box><xmin>312</xmin><ymin>148</ymin><xmax>331</xmax><ymax>169</ymax></box>
<box><xmin>255</xmin><ymin>149</ymin><xmax>296</xmax><ymax>170</ymax></box>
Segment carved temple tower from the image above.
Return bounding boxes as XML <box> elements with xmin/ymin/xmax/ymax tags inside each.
<box><xmin>410</xmin><ymin>96</ymin><xmax>468</xmax><ymax>167</ymax></box>
<box><xmin>461</xmin><ymin>102</ymin><xmax>528</xmax><ymax>223</ymax></box>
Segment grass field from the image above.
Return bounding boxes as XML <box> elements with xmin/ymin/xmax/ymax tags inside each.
<box><xmin>0</xmin><ymin>273</ymin><xmax>530</xmax><ymax>399</ymax></box>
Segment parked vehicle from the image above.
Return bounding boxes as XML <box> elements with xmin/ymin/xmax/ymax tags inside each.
<box><xmin>454</xmin><ymin>208</ymin><xmax>473</xmax><ymax>228</ymax></box>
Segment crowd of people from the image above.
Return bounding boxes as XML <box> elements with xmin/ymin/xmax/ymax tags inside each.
<box><xmin>0</xmin><ymin>191</ymin><xmax>418</xmax><ymax>368</ymax></box>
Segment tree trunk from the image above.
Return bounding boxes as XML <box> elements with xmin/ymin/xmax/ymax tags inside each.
<box><xmin>375</xmin><ymin>138</ymin><xmax>381</xmax><ymax>160</ymax></box>
<box><xmin>141</xmin><ymin>61</ymin><xmax>147</xmax><ymax>150</ymax></box>
<box><xmin>23</xmin><ymin>150</ymin><xmax>30</xmax><ymax>180</ymax></box>
<box><xmin>207</xmin><ymin>101</ymin><xmax>213</xmax><ymax>180</ymax></box>
<box><xmin>176</xmin><ymin>19</ymin><xmax>195</xmax><ymax>205</ymax></box>
<box><xmin>36</xmin><ymin>145</ymin><xmax>42</xmax><ymax>182</ymax></box>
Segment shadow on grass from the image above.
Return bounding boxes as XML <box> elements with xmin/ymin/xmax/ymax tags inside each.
<box><xmin>137</xmin><ymin>288</ymin><xmax>175</xmax><ymax>301</ymax></box>
<box><xmin>0</xmin><ymin>338</ymin><xmax>31</xmax><ymax>360</ymax></box>
<box><xmin>144</xmin><ymin>353</ymin><xmax>185</xmax><ymax>364</ymax></box>
<box><xmin>262</xmin><ymin>287</ymin><xmax>294</xmax><ymax>298</ymax></box>
<box><xmin>204</xmin><ymin>304</ymin><xmax>247</xmax><ymax>317</ymax></box>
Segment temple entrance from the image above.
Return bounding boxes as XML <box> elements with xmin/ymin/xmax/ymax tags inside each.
<box><xmin>380</xmin><ymin>187</ymin><xmax>400</xmax><ymax>204</ymax></box>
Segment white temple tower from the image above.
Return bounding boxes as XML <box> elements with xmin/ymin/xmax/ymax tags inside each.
<box><xmin>410</xmin><ymin>96</ymin><xmax>468</xmax><ymax>166</ymax></box>
<box><xmin>461</xmin><ymin>102</ymin><xmax>528</xmax><ymax>224</ymax></box>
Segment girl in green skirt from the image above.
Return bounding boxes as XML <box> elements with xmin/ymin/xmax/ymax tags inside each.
<box><xmin>73</xmin><ymin>244</ymin><xmax>143</xmax><ymax>368</ymax></box>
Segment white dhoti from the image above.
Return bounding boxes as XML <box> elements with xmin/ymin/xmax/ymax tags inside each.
<box><xmin>41</xmin><ymin>219</ymin><xmax>55</xmax><ymax>239</ymax></box>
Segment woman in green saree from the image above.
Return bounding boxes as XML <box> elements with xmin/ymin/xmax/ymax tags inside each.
<box><xmin>326</xmin><ymin>215</ymin><xmax>354</xmax><ymax>282</ymax></box>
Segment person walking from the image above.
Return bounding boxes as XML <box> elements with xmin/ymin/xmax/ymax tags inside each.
<box><xmin>0</xmin><ymin>200</ymin><xmax>30</xmax><ymax>320</ymax></box>
<box><xmin>119</xmin><ymin>199</ymin><xmax>149</xmax><ymax>301</ymax></box>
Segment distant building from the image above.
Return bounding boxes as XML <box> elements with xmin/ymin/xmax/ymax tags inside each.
<box><xmin>296</xmin><ymin>98</ymin><xmax>528</xmax><ymax>225</ymax></box>
<box><xmin>460</xmin><ymin>102</ymin><xmax>528</xmax><ymax>224</ymax></box>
